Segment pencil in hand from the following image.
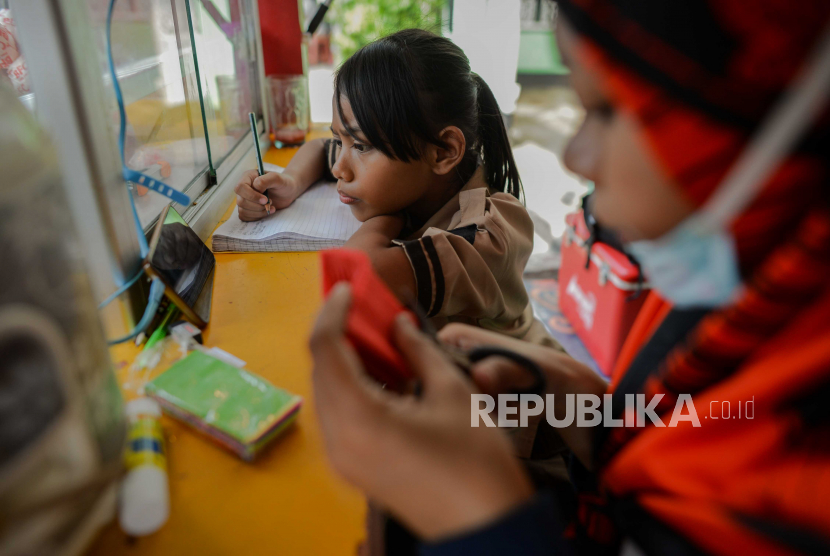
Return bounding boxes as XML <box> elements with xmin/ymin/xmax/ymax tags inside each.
<box><xmin>249</xmin><ymin>112</ymin><xmax>271</xmax><ymax>215</ymax></box>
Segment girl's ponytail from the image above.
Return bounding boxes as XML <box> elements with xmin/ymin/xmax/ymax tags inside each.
<box><xmin>473</xmin><ymin>74</ymin><xmax>523</xmax><ymax>201</ymax></box>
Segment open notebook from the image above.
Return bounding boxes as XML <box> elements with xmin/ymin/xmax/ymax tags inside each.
<box><xmin>212</xmin><ymin>163</ymin><xmax>361</xmax><ymax>252</ymax></box>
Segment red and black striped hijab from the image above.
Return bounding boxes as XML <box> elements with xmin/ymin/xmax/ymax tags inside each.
<box><xmin>558</xmin><ymin>0</ymin><xmax>830</xmax><ymax>552</ymax></box>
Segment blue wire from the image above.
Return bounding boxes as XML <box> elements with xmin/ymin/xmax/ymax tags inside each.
<box><xmin>105</xmin><ymin>0</ymin><xmax>191</xmax><ymax>215</ymax></box>
<box><xmin>106</xmin><ymin>278</ymin><xmax>166</xmax><ymax>345</ymax></box>
<box><xmin>97</xmin><ymin>265</ymin><xmax>143</xmax><ymax>309</ymax></box>
<box><xmin>103</xmin><ymin>0</ymin><xmax>169</xmax><ymax>343</ymax></box>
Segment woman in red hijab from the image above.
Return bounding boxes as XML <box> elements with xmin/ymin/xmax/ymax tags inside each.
<box><xmin>310</xmin><ymin>1</ymin><xmax>830</xmax><ymax>553</ymax></box>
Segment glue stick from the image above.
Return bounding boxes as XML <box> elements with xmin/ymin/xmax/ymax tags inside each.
<box><xmin>119</xmin><ymin>398</ymin><xmax>169</xmax><ymax>536</ymax></box>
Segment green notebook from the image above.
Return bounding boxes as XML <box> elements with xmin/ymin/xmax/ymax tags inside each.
<box><xmin>145</xmin><ymin>350</ymin><xmax>302</xmax><ymax>460</ymax></box>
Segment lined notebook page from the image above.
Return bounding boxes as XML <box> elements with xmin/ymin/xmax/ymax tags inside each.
<box><xmin>212</xmin><ymin>180</ymin><xmax>361</xmax><ymax>253</ymax></box>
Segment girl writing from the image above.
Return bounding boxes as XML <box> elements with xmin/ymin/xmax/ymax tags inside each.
<box><xmin>235</xmin><ymin>29</ymin><xmax>555</xmax><ymax>347</ymax></box>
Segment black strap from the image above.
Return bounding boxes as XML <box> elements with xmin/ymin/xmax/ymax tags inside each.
<box><xmin>613</xmin><ymin>497</ymin><xmax>707</xmax><ymax>556</ymax></box>
<box><xmin>467</xmin><ymin>346</ymin><xmax>547</xmax><ymax>396</ymax></box>
<box><xmin>592</xmin><ymin>308</ymin><xmax>710</xmax><ymax>461</ymax></box>
<box><xmin>783</xmin><ymin>375</ymin><xmax>830</xmax><ymax>427</ymax></box>
<box><xmin>400</xmin><ymin>239</ymin><xmax>433</xmax><ymax>315</ymax></box>
<box><xmin>733</xmin><ymin>511</ymin><xmax>830</xmax><ymax>555</ymax></box>
<box><xmin>421</xmin><ymin>236</ymin><xmax>445</xmax><ymax>317</ymax></box>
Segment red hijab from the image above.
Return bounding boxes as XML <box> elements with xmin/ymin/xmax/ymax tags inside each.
<box><xmin>559</xmin><ymin>0</ymin><xmax>830</xmax><ymax>552</ymax></box>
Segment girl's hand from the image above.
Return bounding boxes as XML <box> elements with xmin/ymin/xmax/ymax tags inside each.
<box><xmin>310</xmin><ymin>284</ymin><xmax>534</xmax><ymax>541</ymax></box>
<box><xmin>438</xmin><ymin>323</ymin><xmax>609</xmax><ymax>468</ymax></box>
<box><xmin>235</xmin><ymin>170</ymin><xmax>301</xmax><ymax>221</ymax></box>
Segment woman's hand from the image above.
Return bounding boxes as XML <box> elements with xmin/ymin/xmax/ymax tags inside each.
<box><xmin>438</xmin><ymin>323</ymin><xmax>609</xmax><ymax>468</ymax></box>
<box><xmin>235</xmin><ymin>170</ymin><xmax>301</xmax><ymax>221</ymax></box>
<box><xmin>310</xmin><ymin>284</ymin><xmax>534</xmax><ymax>541</ymax></box>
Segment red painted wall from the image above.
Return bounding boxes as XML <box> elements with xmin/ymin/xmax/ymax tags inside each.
<box><xmin>257</xmin><ymin>0</ymin><xmax>303</xmax><ymax>75</ymax></box>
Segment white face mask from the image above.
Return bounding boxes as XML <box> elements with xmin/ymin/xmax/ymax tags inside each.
<box><xmin>622</xmin><ymin>23</ymin><xmax>830</xmax><ymax>308</ymax></box>
<box><xmin>626</xmin><ymin>218</ymin><xmax>741</xmax><ymax>308</ymax></box>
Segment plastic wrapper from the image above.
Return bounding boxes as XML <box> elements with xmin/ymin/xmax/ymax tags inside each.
<box><xmin>7</xmin><ymin>56</ymin><xmax>30</xmax><ymax>96</ymax></box>
<box><xmin>0</xmin><ymin>10</ymin><xmax>29</xmax><ymax>95</ymax></box>
<box><xmin>0</xmin><ymin>10</ymin><xmax>17</xmax><ymax>40</ymax></box>
<box><xmin>0</xmin><ymin>12</ymin><xmax>19</xmax><ymax>71</ymax></box>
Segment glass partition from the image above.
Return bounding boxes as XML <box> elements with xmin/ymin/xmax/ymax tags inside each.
<box><xmin>187</xmin><ymin>0</ymin><xmax>261</xmax><ymax>165</ymax></box>
<box><xmin>7</xmin><ymin>0</ymin><xmax>263</xmax><ymax>230</ymax></box>
<box><xmin>83</xmin><ymin>0</ymin><xmax>209</xmax><ymax>227</ymax></box>
<box><xmin>80</xmin><ymin>0</ymin><xmax>261</xmax><ymax>229</ymax></box>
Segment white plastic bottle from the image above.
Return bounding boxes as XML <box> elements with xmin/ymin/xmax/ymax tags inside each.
<box><xmin>119</xmin><ymin>398</ymin><xmax>169</xmax><ymax>536</ymax></box>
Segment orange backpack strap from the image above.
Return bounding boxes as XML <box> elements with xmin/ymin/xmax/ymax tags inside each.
<box><xmin>608</xmin><ymin>293</ymin><xmax>672</xmax><ymax>391</ymax></box>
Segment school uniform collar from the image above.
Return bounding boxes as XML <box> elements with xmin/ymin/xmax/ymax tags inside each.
<box><xmin>402</xmin><ymin>167</ymin><xmax>490</xmax><ymax>240</ymax></box>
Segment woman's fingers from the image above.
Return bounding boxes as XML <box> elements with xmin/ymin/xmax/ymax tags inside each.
<box><xmin>310</xmin><ymin>284</ymin><xmax>411</xmax><ymax>485</ymax></box>
<box><xmin>440</xmin><ymin>324</ymin><xmax>583</xmax><ymax>396</ymax></box>
<box><xmin>310</xmin><ymin>284</ymin><xmax>395</xmax><ymax>415</ymax></box>
<box><xmin>311</xmin><ymin>282</ymin><xmax>350</xmax><ymax>334</ymax></box>
<box><xmin>310</xmin><ymin>283</ymin><xmax>370</xmax><ymax>404</ymax></box>
<box><xmin>308</xmin><ymin>290</ymin><xmax>536</xmax><ymax>540</ymax></box>
<box><xmin>437</xmin><ymin>323</ymin><xmax>520</xmax><ymax>352</ymax></box>
<box><xmin>440</xmin><ymin>322</ymin><xmax>557</xmax><ymax>362</ymax></box>
<box><xmin>310</xmin><ymin>285</ymin><xmax>372</xmax><ymax>456</ymax></box>
<box><xmin>437</xmin><ymin>324</ymin><xmax>529</xmax><ymax>394</ymax></box>
<box><xmin>393</xmin><ymin>316</ymin><xmax>464</xmax><ymax>393</ymax></box>
<box><xmin>469</xmin><ymin>357</ymin><xmax>539</xmax><ymax>396</ymax></box>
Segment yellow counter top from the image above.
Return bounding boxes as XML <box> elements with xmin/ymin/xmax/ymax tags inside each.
<box><xmin>88</xmin><ymin>135</ymin><xmax>366</xmax><ymax>555</ymax></box>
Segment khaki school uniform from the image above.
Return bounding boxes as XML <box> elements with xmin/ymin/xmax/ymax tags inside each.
<box><xmin>393</xmin><ymin>168</ymin><xmax>558</xmax><ymax>349</ymax></box>
<box><xmin>324</xmin><ymin>139</ymin><xmax>558</xmax><ymax>348</ymax></box>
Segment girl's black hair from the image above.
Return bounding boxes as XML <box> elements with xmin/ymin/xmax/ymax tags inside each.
<box><xmin>334</xmin><ymin>28</ymin><xmax>523</xmax><ymax>200</ymax></box>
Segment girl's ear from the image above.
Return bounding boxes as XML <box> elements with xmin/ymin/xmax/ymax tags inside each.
<box><xmin>428</xmin><ymin>126</ymin><xmax>466</xmax><ymax>176</ymax></box>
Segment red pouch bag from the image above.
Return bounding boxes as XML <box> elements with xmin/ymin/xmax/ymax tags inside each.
<box><xmin>320</xmin><ymin>249</ymin><xmax>416</xmax><ymax>392</ymax></box>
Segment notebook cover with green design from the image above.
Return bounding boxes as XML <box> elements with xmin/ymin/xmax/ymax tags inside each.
<box><xmin>145</xmin><ymin>350</ymin><xmax>302</xmax><ymax>460</ymax></box>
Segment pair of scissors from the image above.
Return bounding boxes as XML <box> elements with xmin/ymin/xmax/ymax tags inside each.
<box><xmin>407</xmin><ymin>302</ymin><xmax>547</xmax><ymax>397</ymax></box>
